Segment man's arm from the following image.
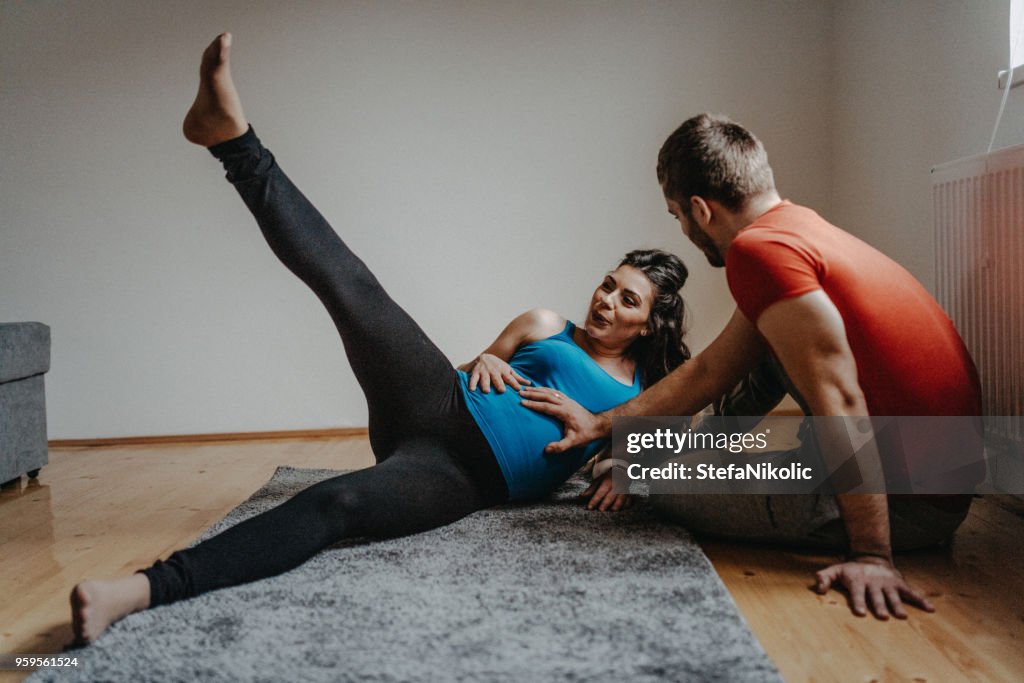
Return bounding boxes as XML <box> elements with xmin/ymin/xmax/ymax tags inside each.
<box><xmin>757</xmin><ymin>289</ymin><xmax>934</xmax><ymax>619</ymax></box>
<box><xmin>520</xmin><ymin>308</ymin><xmax>768</xmax><ymax>452</ymax></box>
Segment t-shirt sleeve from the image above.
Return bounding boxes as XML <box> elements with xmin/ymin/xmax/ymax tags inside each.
<box><xmin>726</xmin><ymin>233</ymin><xmax>823</xmax><ymax>323</ymax></box>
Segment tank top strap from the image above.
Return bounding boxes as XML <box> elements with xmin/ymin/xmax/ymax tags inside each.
<box><xmin>554</xmin><ymin>320</ymin><xmax>575</xmax><ymax>342</ymax></box>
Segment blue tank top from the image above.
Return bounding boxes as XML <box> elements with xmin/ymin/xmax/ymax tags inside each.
<box><xmin>458</xmin><ymin>321</ymin><xmax>641</xmax><ymax>500</ymax></box>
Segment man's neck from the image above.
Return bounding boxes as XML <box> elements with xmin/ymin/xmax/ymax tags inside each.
<box><xmin>733</xmin><ymin>191</ymin><xmax>783</xmax><ymax>229</ymax></box>
<box><xmin>716</xmin><ymin>191</ymin><xmax>783</xmax><ymax>252</ymax></box>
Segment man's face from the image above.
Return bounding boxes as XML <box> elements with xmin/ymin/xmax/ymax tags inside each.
<box><xmin>665</xmin><ymin>197</ymin><xmax>725</xmax><ymax>268</ymax></box>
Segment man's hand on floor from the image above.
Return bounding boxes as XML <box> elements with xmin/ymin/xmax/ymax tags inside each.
<box><xmin>814</xmin><ymin>556</ymin><xmax>935</xmax><ymax>619</ymax></box>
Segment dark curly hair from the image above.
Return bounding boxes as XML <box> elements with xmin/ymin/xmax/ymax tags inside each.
<box><xmin>618</xmin><ymin>249</ymin><xmax>691</xmax><ymax>387</ymax></box>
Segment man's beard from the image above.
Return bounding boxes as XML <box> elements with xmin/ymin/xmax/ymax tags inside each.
<box><xmin>690</xmin><ymin>224</ymin><xmax>724</xmax><ymax>268</ymax></box>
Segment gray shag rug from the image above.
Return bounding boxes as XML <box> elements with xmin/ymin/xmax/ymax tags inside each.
<box><xmin>32</xmin><ymin>467</ymin><xmax>780</xmax><ymax>682</ymax></box>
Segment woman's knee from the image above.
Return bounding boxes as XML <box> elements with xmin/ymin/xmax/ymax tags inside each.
<box><xmin>298</xmin><ymin>477</ymin><xmax>369</xmax><ymax>535</ymax></box>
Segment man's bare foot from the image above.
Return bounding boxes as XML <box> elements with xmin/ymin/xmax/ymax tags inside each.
<box><xmin>183</xmin><ymin>33</ymin><xmax>249</xmax><ymax>147</ymax></box>
<box><xmin>70</xmin><ymin>575</ymin><xmax>151</xmax><ymax>645</ymax></box>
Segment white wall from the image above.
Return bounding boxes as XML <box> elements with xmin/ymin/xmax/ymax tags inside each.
<box><xmin>831</xmin><ymin>0</ymin><xmax>1024</xmax><ymax>289</ymax></box>
<box><xmin>0</xmin><ymin>1</ymin><xmax>835</xmax><ymax>439</ymax></box>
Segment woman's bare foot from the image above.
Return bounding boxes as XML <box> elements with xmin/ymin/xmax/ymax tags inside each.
<box><xmin>183</xmin><ymin>33</ymin><xmax>249</xmax><ymax>147</ymax></box>
<box><xmin>70</xmin><ymin>575</ymin><xmax>151</xmax><ymax>645</ymax></box>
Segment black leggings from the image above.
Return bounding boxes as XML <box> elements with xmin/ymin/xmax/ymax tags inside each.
<box><xmin>141</xmin><ymin>128</ymin><xmax>507</xmax><ymax>606</ymax></box>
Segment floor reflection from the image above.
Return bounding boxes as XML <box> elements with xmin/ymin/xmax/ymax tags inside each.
<box><xmin>0</xmin><ymin>474</ymin><xmax>64</xmax><ymax>659</ymax></box>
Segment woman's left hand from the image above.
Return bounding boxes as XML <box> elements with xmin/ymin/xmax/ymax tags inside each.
<box><xmin>464</xmin><ymin>353</ymin><xmax>531</xmax><ymax>393</ymax></box>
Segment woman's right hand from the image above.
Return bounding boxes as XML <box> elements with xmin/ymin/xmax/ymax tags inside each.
<box><xmin>466</xmin><ymin>353</ymin><xmax>532</xmax><ymax>393</ymax></box>
<box><xmin>580</xmin><ymin>471</ymin><xmax>634</xmax><ymax>511</ymax></box>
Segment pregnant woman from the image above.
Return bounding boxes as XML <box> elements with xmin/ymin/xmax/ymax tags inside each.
<box><xmin>69</xmin><ymin>34</ymin><xmax>692</xmax><ymax>644</ymax></box>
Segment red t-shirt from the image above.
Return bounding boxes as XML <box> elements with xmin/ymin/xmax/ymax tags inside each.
<box><xmin>726</xmin><ymin>201</ymin><xmax>982</xmax><ymax>490</ymax></box>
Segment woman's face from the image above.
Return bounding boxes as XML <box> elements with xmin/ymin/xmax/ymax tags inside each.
<box><xmin>583</xmin><ymin>264</ymin><xmax>655</xmax><ymax>347</ymax></box>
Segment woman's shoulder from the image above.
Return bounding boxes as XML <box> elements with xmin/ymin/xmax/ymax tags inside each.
<box><xmin>517</xmin><ymin>308</ymin><xmax>568</xmax><ymax>343</ymax></box>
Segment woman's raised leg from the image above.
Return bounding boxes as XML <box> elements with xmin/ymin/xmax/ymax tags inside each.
<box><xmin>67</xmin><ymin>34</ymin><xmax>509</xmax><ymax>648</ymax></box>
<box><xmin>184</xmin><ymin>34</ymin><xmax>462</xmax><ymax>455</ymax></box>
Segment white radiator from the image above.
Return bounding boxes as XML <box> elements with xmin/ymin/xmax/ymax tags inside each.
<box><xmin>932</xmin><ymin>143</ymin><xmax>1024</xmax><ymax>445</ymax></box>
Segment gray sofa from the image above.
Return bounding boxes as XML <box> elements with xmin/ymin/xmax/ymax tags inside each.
<box><xmin>0</xmin><ymin>322</ymin><xmax>50</xmax><ymax>485</ymax></box>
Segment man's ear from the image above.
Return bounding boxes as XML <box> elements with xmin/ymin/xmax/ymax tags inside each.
<box><xmin>689</xmin><ymin>196</ymin><xmax>713</xmax><ymax>228</ymax></box>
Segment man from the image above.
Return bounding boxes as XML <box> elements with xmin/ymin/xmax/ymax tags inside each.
<box><xmin>521</xmin><ymin>113</ymin><xmax>981</xmax><ymax>620</ymax></box>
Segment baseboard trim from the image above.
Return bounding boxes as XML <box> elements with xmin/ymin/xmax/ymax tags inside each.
<box><xmin>51</xmin><ymin>410</ymin><xmax>804</xmax><ymax>448</ymax></box>
<box><xmin>49</xmin><ymin>427</ymin><xmax>370</xmax><ymax>449</ymax></box>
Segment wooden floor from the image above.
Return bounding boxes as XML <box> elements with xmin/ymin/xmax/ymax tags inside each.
<box><xmin>1</xmin><ymin>436</ymin><xmax>1022</xmax><ymax>682</ymax></box>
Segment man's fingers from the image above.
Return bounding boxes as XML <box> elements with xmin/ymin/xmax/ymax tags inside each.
<box><xmin>543</xmin><ymin>437</ymin><xmax>571</xmax><ymax>455</ymax></box>
<box><xmin>520</xmin><ymin>391</ymin><xmax>569</xmax><ymax>418</ymax></box>
<box><xmin>493</xmin><ymin>374</ymin><xmax>506</xmax><ymax>393</ymax></box>
<box><xmin>815</xmin><ymin>566</ymin><xmax>838</xmax><ymax>593</ymax></box>
<box><xmin>869</xmin><ymin>587</ymin><xmax>890</xmax><ymax>620</ymax></box>
<box><xmin>519</xmin><ymin>387</ymin><xmax>560</xmax><ymax>403</ymax></box>
<box><xmin>480</xmin><ymin>373</ymin><xmax>491</xmax><ymax>393</ymax></box>
<box><xmin>884</xmin><ymin>587</ymin><xmax>908</xmax><ymax>619</ymax></box>
<box><xmin>849</xmin><ymin>579</ymin><xmax>868</xmax><ymax>616</ymax></box>
<box><xmin>469</xmin><ymin>370</ymin><xmax>479</xmax><ymax>392</ymax></box>
<box><xmin>520</xmin><ymin>398</ymin><xmax>558</xmax><ymax>415</ymax></box>
<box><xmin>898</xmin><ymin>583</ymin><xmax>935</xmax><ymax>612</ymax></box>
<box><xmin>523</xmin><ymin>399</ymin><xmax>569</xmax><ymax>424</ymax></box>
<box><xmin>813</xmin><ymin>564</ymin><xmax>928</xmax><ymax>619</ymax></box>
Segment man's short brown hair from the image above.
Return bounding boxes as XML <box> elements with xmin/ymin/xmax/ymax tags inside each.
<box><xmin>656</xmin><ymin>113</ymin><xmax>775</xmax><ymax>212</ymax></box>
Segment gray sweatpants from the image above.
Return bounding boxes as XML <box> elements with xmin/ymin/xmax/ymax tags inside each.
<box><xmin>648</xmin><ymin>492</ymin><xmax>970</xmax><ymax>551</ymax></box>
<box><xmin>649</xmin><ymin>356</ymin><xmax>971</xmax><ymax>551</ymax></box>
